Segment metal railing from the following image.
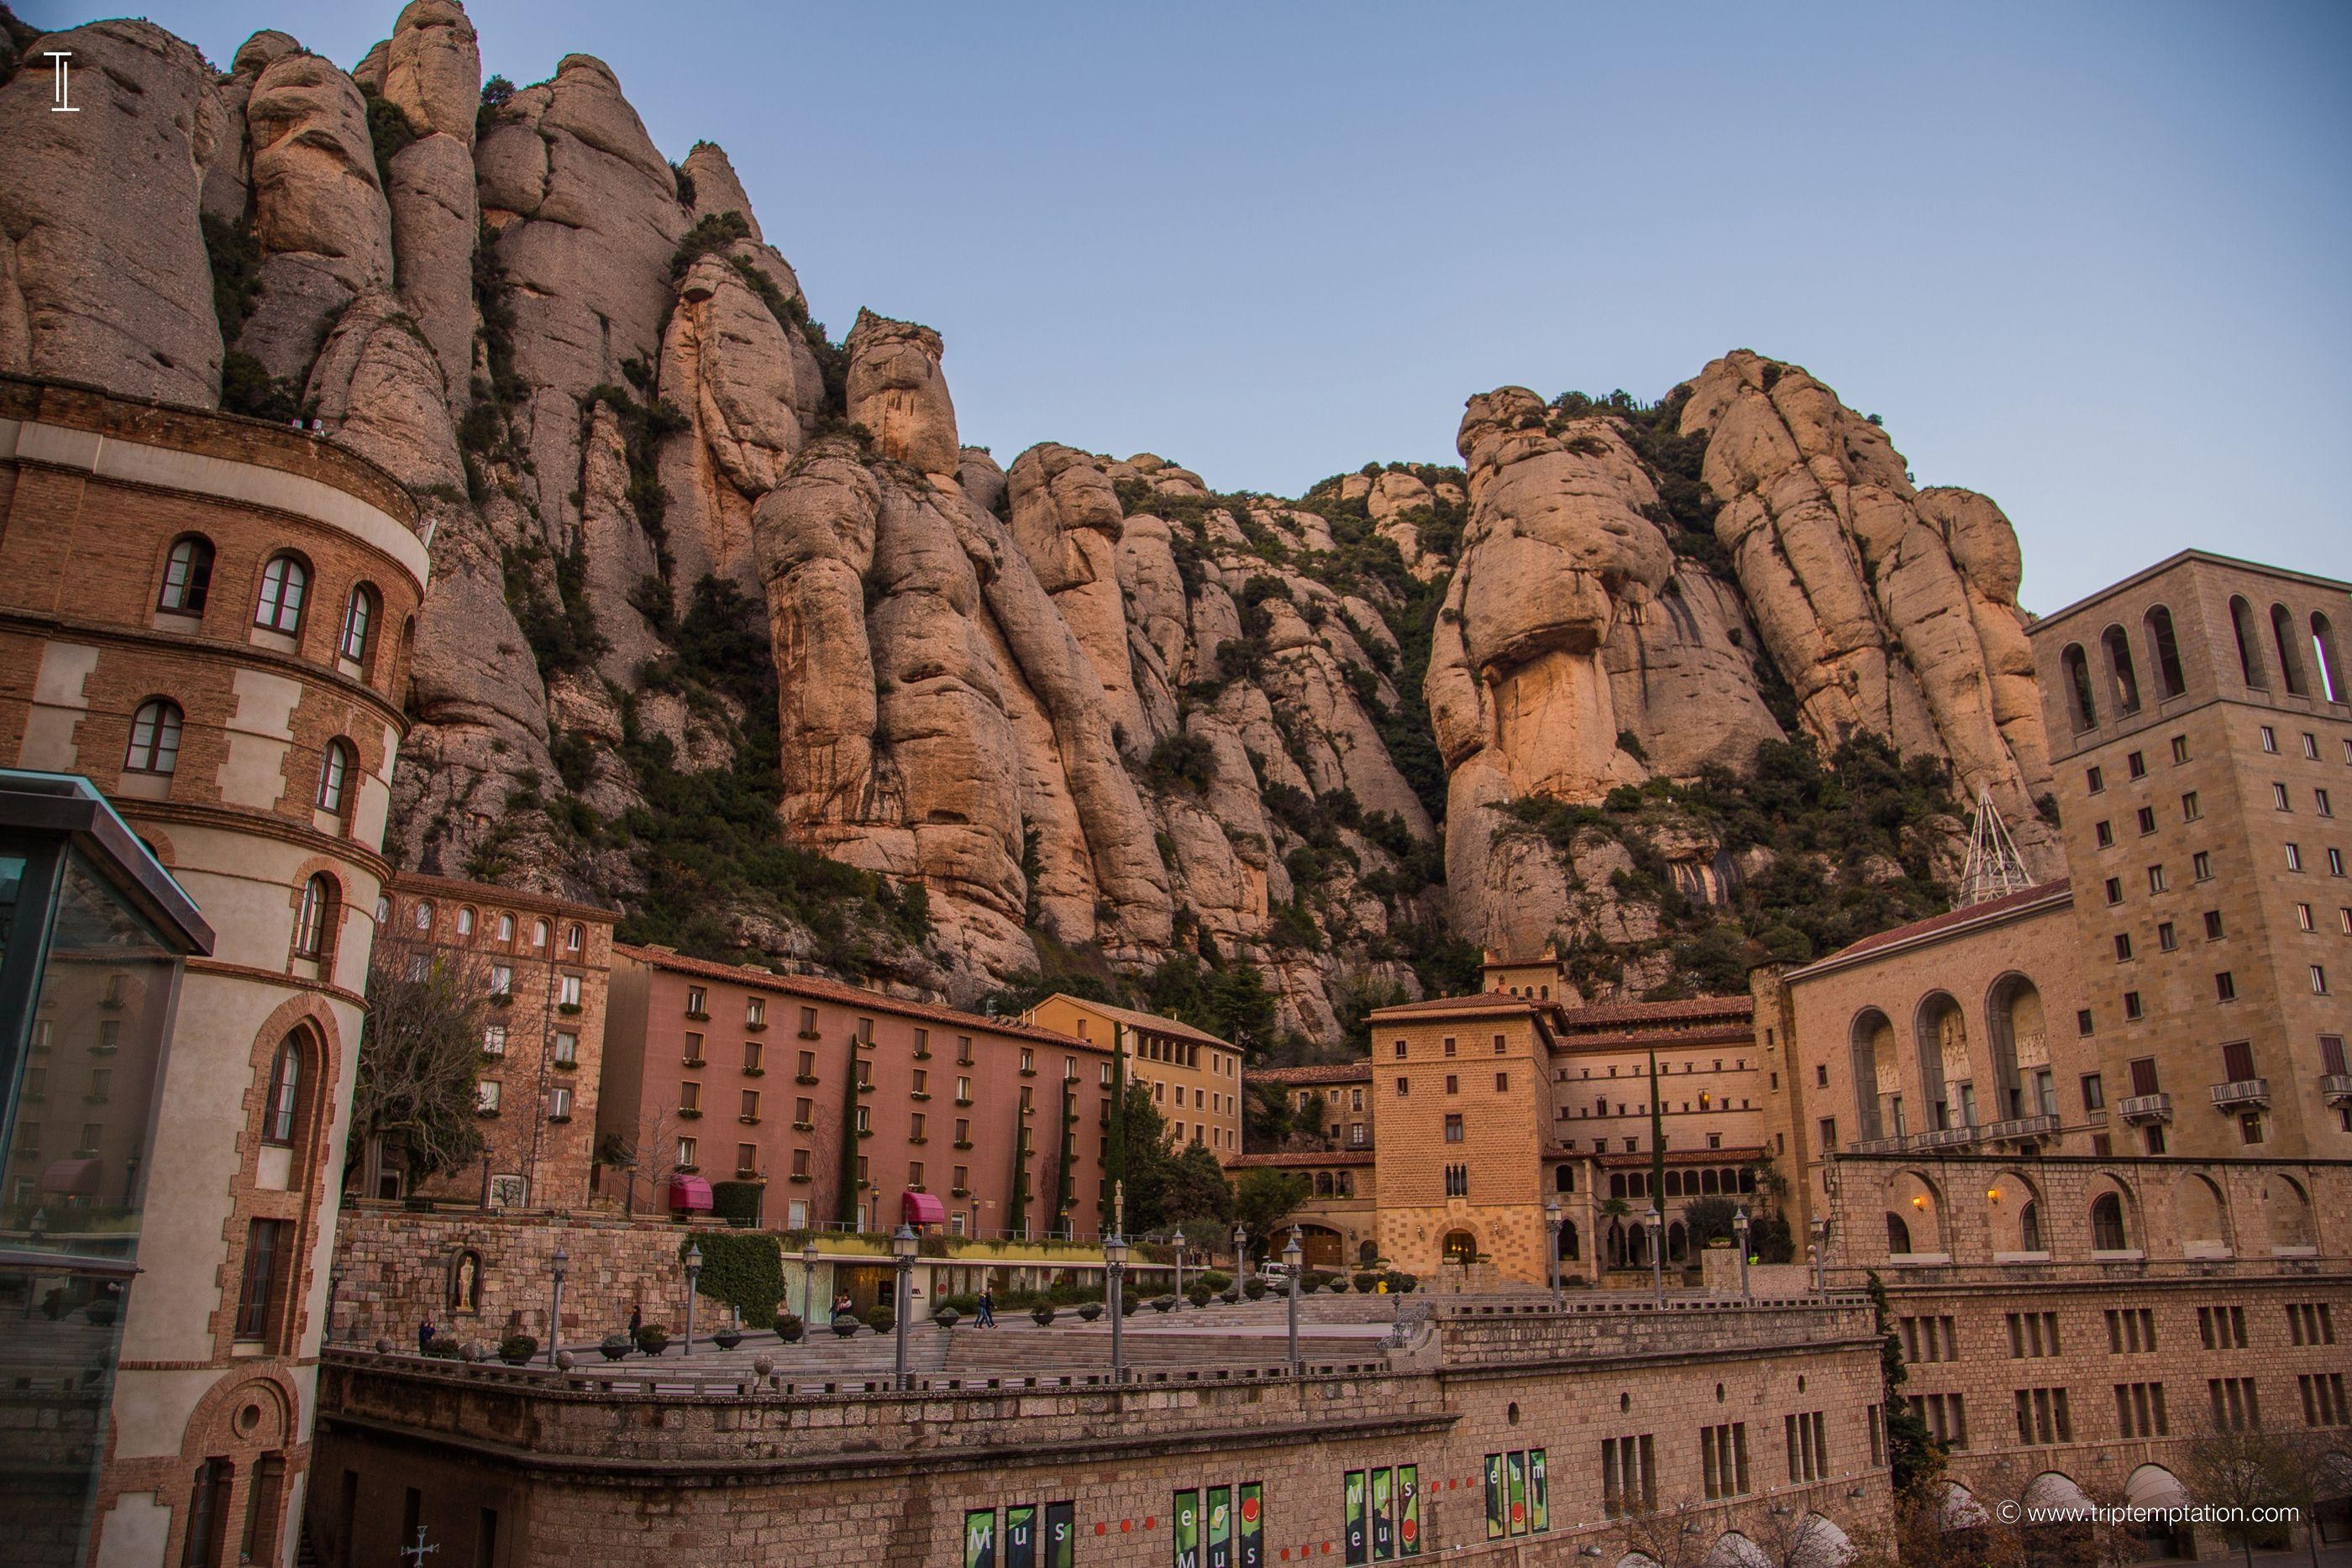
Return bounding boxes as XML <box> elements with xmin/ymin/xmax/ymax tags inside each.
<box><xmin>2208</xmin><ymin>1078</ymin><xmax>2269</xmax><ymax>1109</ymax></box>
<box><xmin>2117</xmin><ymin>1093</ymin><xmax>2171</xmax><ymax>1122</ymax></box>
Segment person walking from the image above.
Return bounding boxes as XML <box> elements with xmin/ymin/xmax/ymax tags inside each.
<box><xmin>417</xmin><ymin>1315</ymin><xmax>435</xmax><ymax>1354</ymax></box>
<box><xmin>627</xmin><ymin>1305</ymin><xmax>643</xmax><ymax>1344</ymax></box>
<box><xmin>975</xmin><ymin>1286</ymin><xmax>995</xmax><ymax>1328</ymax></box>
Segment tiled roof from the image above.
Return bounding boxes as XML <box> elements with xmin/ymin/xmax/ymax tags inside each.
<box><xmin>1555</xmin><ymin>995</ymin><xmax>1753</xmax><ymax>1028</ymax></box>
<box><xmin>1249</xmin><ymin>1062</ymin><xmax>1374</xmax><ymax>1084</ymax></box>
<box><xmin>390</xmin><ymin>871</ymin><xmax>620</xmax><ymax>924</ymax></box>
<box><xmin>1224</xmin><ymin>1150</ymin><xmax>1376</xmax><ymax>1169</ymax></box>
<box><xmin>1816</xmin><ymin>880</ymin><xmax>2071</xmax><ymax>964</ymax></box>
<box><xmin>615</xmin><ymin>945</ymin><xmax>1099</xmax><ymax>1050</ymax></box>
<box><xmin>1551</xmin><ymin>1024</ymin><xmax>1756</xmax><ymax>1052</ymax></box>
<box><xmin>1026</xmin><ymin>994</ymin><xmax>1234</xmax><ymax>1050</ymax></box>
<box><xmin>1368</xmin><ymin>992</ymin><xmax>1539</xmax><ymax>1020</ymax></box>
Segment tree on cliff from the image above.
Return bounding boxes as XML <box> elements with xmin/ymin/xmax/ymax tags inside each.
<box><xmin>348</xmin><ymin>936</ymin><xmax>491</xmax><ymax>1190</ymax></box>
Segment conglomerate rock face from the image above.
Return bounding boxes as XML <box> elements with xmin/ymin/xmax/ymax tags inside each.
<box><xmin>0</xmin><ymin>2</ymin><xmax>2064</xmax><ymax>1041</ymax></box>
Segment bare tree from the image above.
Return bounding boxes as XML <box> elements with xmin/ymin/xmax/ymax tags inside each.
<box><xmin>348</xmin><ymin>935</ymin><xmax>494</xmax><ymax>1190</ymax></box>
<box><xmin>2178</xmin><ymin>1413</ymin><xmax>2309</xmax><ymax>1568</ymax></box>
<box><xmin>596</xmin><ymin>1108</ymin><xmax>678</xmax><ymax>1216</ymax></box>
<box><xmin>1609</xmin><ymin>1496</ymin><xmax>1717</xmax><ymax>1568</ymax></box>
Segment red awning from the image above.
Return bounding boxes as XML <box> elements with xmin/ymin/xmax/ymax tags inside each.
<box><xmin>40</xmin><ymin>1159</ymin><xmax>102</xmax><ymax>1196</ymax></box>
<box><xmin>666</xmin><ymin>1174</ymin><xmax>714</xmax><ymax>1212</ymax></box>
<box><xmin>902</xmin><ymin>1189</ymin><xmax>947</xmax><ymax>1226</ymax></box>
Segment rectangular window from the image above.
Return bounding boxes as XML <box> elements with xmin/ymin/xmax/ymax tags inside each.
<box><xmin>2181</xmin><ymin>790</ymin><xmax>2200</xmax><ymax>821</ymax></box>
<box><xmin>2081</xmin><ymin>1072</ymin><xmax>2104</xmax><ymax>1110</ymax></box>
<box><xmin>1908</xmin><ymin>1392</ymin><xmax>1967</xmax><ymax>1449</ymax></box>
<box><xmin>1444</xmin><ymin>1074</ymin><xmax>1458</xmax><ymax>1094</ymax></box>
<box><xmin>2316</xmin><ymin>965</ymin><xmax>2333</xmax><ymax>994</ymax></box>
<box><xmin>2127</xmin><ymin>750</ymin><xmax>2146</xmax><ymax>779</ymax></box>
<box><xmin>1444</xmin><ymin>1114</ymin><xmax>1464</xmax><ymax>1142</ymax></box>
<box><xmin>2076</xmin><ymin>1009</ymin><xmax>2095</xmax><ymax>1036</ymax></box>
<box><xmin>793</xmin><ymin>1096</ymin><xmax>812</xmax><ymax>1125</ymax></box>
<box><xmin>2106</xmin><ymin>1307</ymin><xmax>2156</xmax><ymax>1353</ymax></box>
<box><xmin>2209</xmin><ymin>1377</ymin><xmax>2261</xmax><ymax>1430</ymax></box>
<box><xmin>685</xmin><ymin>985</ymin><xmax>706</xmax><ymax>1016</ymax></box>
<box><xmin>476</xmin><ymin>1079</ymin><xmax>501</xmax><ymax>1113</ymax></box>
<box><xmin>2287</xmin><ymin>1303</ymin><xmax>2336</xmax><ymax>1352</ymax></box>
<box><xmin>2298</xmin><ymin>1374</ymin><xmax>2349</xmax><ymax>1428</ymax></box>
<box><xmin>683</xmin><ymin>1032</ymin><xmax>706</xmax><ymax>1067</ymax></box>
<box><xmin>1444</xmin><ymin>1164</ymin><xmax>1468</xmax><ymax>1197</ymax></box>
<box><xmin>1699</xmin><ymin>1423</ymin><xmax>1751</xmax><ymax>1500</ymax></box>
<box><xmin>549</xmin><ymin>1085</ymin><xmax>572</xmax><ymax>1120</ymax></box>
<box><xmin>796</xmin><ymin>1050</ymin><xmax>816</xmax><ymax>1080</ymax></box>
<box><xmin>2137</xmin><ymin>806</ymin><xmax>2156</xmax><ymax>835</ymax></box>
<box><xmin>2262</xmin><ymin>726</ymin><xmax>2279</xmax><ymax>753</ymax></box>
<box><xmin>2124</xmin><ymin>990</ymin><xmax>2143</xmax><ymax>1020</ymax></box>
<box><xmin>1782</xmin><ymin>1411</ymin><xmax>1828</xmax><ymax>1483</ymax></box>
<box><xmin>2198</xmin><ymin>1305</ymin><xmax>2251</xmax><ymax>1350</ymax></box>
<box><xmin>2114</xmin><ymin>933</ymin><xmax>2134</xmax><ymax>962</ymax></box>
<box><xmin>2276</xmin><ymin>782</ymin><xmax>2294</xmax><ymax>811</ymax></box>
<box><xmin>2204</xmin><ymin>910</ymin><xmax>2225</xmax><ymax>939</ymax></box>
<box><xmin>2287</xmin><ymin>843</ymin><xmax>2304</xmax><ymax>872</ymax></box>
<box><xmin>2318</xmin><ymin>789</ymin><xmax>2334</xmax><ymax>817</ymax></box>
<box><xmin>2148</xmin><ymin>864</ymin><xmax>2168</xmax><ymax>893</ymax></box>
<box><xmin>2158</xmin><ymin>921</ymin><xmax>2177</xmax><ymax>952</ymax></box>
<box><xmin>2095</xmin><ymin>821</ymin><xmax>2114</xmax><ymax>848</ymax></box>
<box><xmin>2333</xmin><ymin>847</ymin><xmax>2348</xmax><ymax>876</ymax></box>
<box><xmin>1818</xmin><ymin>1116</ymin><xmax>1838</xmax><ymax>1151</ymax></box>
<box><xmin>490</xmin><ymin>964</ymin><xmax>514</xmax><ymax>998</ymax></box>
<box><xmin>1395</xmin><ymin>1077</ymin><xmax>1409</xmax><ymax>1097</ymax></box>
<box><xmin>743</xmin><ymin>1041</ymin><xmax>763</xmax><ymax>1073</ymax></box>
<box><xmin>553</xmin><ymin>1031</ymin><xmax>577</xmax><ymax>1066</ymax></box>
<box><xmin>482</xmin><ymin>1023</ymin><xmax>507</xmax><ymax>1057</ymax></box>
<box><xmin>2172</xmin><ymin>734</ymin><xmax>2190</xmax><ymax>763</ymax></box>
<box><xmin>1442</xmin><ymin>1036</ymin><xmax>1456</xmax><ymax>1057</ymax></box>
<box><xmin>1494</xmin><ymin>1072</ymin><xmax>1509</xmax><ymax>1092</ymax></box>
<box><xmin>236</xmin><ymin>1219</ymin><xmax>288</xmax><ymax>1340</ymax></box>
<box><xmin>2006</xmin><ymin>1311</ymin><xmax>2062</xmax><ymax>1357</ymax></box>
<box><xmin>680</xmin><ymin>1081</ymin><xmax>701</xmax><ymax>1112</ymax></box>
<box><xmin>2115</xmin><ymin>1382</ymin><xmax>2170</xmax><ymax>1438</ymax></box>
<box><xmin>2104</xmin><ymin>877</ymin><xmax>2123</xmax><ymax>905</ymax></box>
<box><xmin>2086</xmin><ymin>766</ymin><xmax>2104</xmax><ymax>793</ymax></box>
<box><xmin>2193</xmin><ymin>850</ymin><xmax>2213</xmax><ymax>880</ymax></box>
<box><xmin>740</xmin><ymin>1088</ymin><xmax>759</xmax><ymax>1121</ymax></box>
<box><xmin>2216</xmin><ymin>971</ymin><xmax>2237</xmax><ymax>1001</ymax></box>
<box><xmin>1601</xmin><ymin>1434</ymin><xmax>1656</xmax><ymax>1517</ymax></box>
<box><xmin>676</xmin><ymin>1135</ymin><xmax>696</xmax><ymax>1167</ymax></box>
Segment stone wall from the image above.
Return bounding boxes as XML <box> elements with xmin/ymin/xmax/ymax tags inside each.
<box><xmin>310</xmin><ymin>1300</ymin><xmax>1889</xmax><ymax>1567</ymax></box>
<box><xmin>330</xmin><ymin>1204</ymin><xmax>727</xmax><ymax>1345</ymax></box>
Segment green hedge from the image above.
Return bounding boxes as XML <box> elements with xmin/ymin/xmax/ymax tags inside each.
<box><xmin>685</xmin><ymin>1230</ymin><xmax>782</xmax><ymax>1327</ymax></box>
<box><xmin>710</xmin><ymin>1181</ymin><xmax>765</xmax><ymax>1227</ymax></box>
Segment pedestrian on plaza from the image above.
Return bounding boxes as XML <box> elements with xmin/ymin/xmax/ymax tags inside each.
<box><xmin>417</xmin><ymin>1315</ymin><xmax>434</xmax><ymax>1354</ymax></box>
<box><xmin>628</xmin><ymin>1305</ymin><xmax>642</xmax><ymax>1341</ymax></box>
<box><xmin>975</xmin><ymin>1286</ymin><xmax>995</xmax><ymax>1328</ymax></box>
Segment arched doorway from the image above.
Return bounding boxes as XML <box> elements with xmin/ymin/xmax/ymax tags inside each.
<box><xmin>1441</xmin><ymin>1230</ymin><xmax>1478</xmax><ymax>1266</ymax></box>
<box><xmin>1294</xmin><ymin>1225</ymin><xmax>1345</xmax><ymax>1270</ymax></box>
<box><xmin>1849</xmin><ymin>1009</ymin><xmax>1898</xmax><ymax>1142</ymax></box>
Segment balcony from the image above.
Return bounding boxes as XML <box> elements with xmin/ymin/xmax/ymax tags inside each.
<box><xmin>2118</xmin><ymin>1093</ymin><xmax>2172</xmax><ymax>1124</ymax></box>
<box><xmin>1914</xmin><ymin>1125</ymin><xmax>1979</xmax><ymax>1151</ymax></box>
<box><xmin>2318</xmin><ymin>1073</ymin><xmax>2352</xmax><ymax>1107</ymax></box>
<box><xmin>2208</xmin><ymin>1078</ymin><xmax>2269</xmax><ymax>1109</ymax></box>
<box><xmin>1982</xmin><ymin>1113</ymin><xmax>2061</xmax><ymax>1145</ymax></box>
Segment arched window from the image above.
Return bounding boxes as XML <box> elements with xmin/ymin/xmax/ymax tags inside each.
<box><xmin>2061</xmin><ymin>644</ymin><xmax>2097</xmax><ymax>731</ymax></box>
<box><xmin>374</xmin><ymin>894</ymin><xmax>391</xmax><ymax>926</ymax></box>
<box><xmin>123</xmin><ymin>698</ymin><xmax>183</xmax><ymax>774</ymax></box>
<box><xmin>2229</xmin><ymin>596</ymin><xmax>2266</xmax><ymax>689</ymax></box>
<box><xmin>1315</xmin><ymin>1171</ymin><xmax>1332</xmax><ymax>1196</ymax></box>
<box><xmin>2315</xmin><ymin>613</ymin><xmax>2347</xmax><ymax>704</ymax></box>
<box><xmin>1553</xmin><ymin>1164</ymin><xmax>1575</xmax><ymax>1193</ymax></box>
<box><xmin>1667</xmin><ymin>1221</ymin><xmax>1688</xmax><ymax>1262</ymax></box>
<box><xmin>496</xmin><ymin>912</ymin><xmax>514</xmax><ymax>941</ymax></box>
<box><xmin>294</xmin><ymin>873</ymin><xmax>338</xmax><ymax>960</ymax></box>
<box><xmin>413</xmin><ymin>901</ymin><xmax>434</xmax><ymax>932</ymax></box>
<box><xmin>1886</xmin><ymin>1213</ymin><xmax>1912</xmax><ymax>1256</ymax></box>
<box><xmin>255</xmin><ymin>554</ymin><xmax>309</xmax><ymax>634</ymax></box>
<box><xmin>2101</xmin><ymin>625</ymin><xmax>2140</xmax><ymax>715</ymax></box>
<box><xmin>531</xmin><ymin>919</ymin><xmax>549</xmax><ymax>948</ymax></box>
<box><xmin>565</xmin><ymin>924</ymin><xmax>584</xmax><ymax>953</ymax></box>
<box><xmin>457</xmin><ymin>907</ymin><xmax>475</xmax><ymax>937</ymax></box>
<box><xmin>2090</xmin><ymin>1193</ymin><xmax>2129</xmax><ymax>1251</ymax></box>
<box><xmin>158</xmin><ymin>534</ymin><xmax>215</xmax><ymax>613</ymax></box>
<box><xmin>1558</xmin><ymin>1219</ymin><xmax>1579</xmax><ymax>1261</ymax></box>
<box><xmin>339</xmin><ymin>584</ymin><xmax>380</xmax><ymax>664</ymax></box>
<box><xmin>316</xmin><ymin>737</ymin><xmax>354</xmax><ymax>813</ymax></box>
<box><xmin>2271</xmin><ymin>605</ymin><xmax>2309</xmax><ymax>695</ymax></box>
<box><xmin>2019</xmin><ymin>1201</ymin><xmax>2042</xmax><ymax>1253</ymax></box>
<box><xmin>1441</xmin><ymin>1229</ymin><xmax>1478</xmax><ymax>1265</ymax></box>
<box><xmin>262</xmin><ymin>1036</ymin><xmax>302</xmax><ymax>1146</ymax></box>
<box><xmin>2145</xmin><ymin>606</ymin><xmax>2187</xmax><ymax>699</ymax></box>
<box><xmin>1664</xmin><ymin>1171</ymin><xmax>1683</xmax><ymax>1198</ymax></box>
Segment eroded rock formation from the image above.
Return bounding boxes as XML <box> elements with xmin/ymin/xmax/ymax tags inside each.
<box><xmin>0</xmin><ymin>1</ymin><xmax>2065</xmax><ymax>1041</ymax></box>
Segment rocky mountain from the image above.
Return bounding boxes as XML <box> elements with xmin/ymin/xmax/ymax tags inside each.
<box><xmin>0</xmin><ymin>3</ymin><xmax>2063</xmax><ymax>1057</ymax></box>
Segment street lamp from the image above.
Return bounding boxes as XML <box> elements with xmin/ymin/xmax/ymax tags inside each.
<box><xmin>1283</xmin><ymin>1228</ymin><xmax>1304</xmax><ymax>1375</ymax></box>
<box><xmin>1104</xmin><ymin>1226</ymin><xmax>1130</xmax><ymax>1383</ymax></box>
<box><xmin>890</xmin><ymin>1224</ymin><xmax>918</xmax><ymax>1390</ymax></box>
<box><xmin>1170</xmin><ymin>1227</ymin><xmax>1185</xmax><ymax>1308</ymax></box>
<box><xmin>1646</xmin><ymin>1205</ymin><xmax>1664</xmax><ymax>1308</ymax></box>
<box><xmin>1232</xmin><ymin>1223</ymin><xmax>1249</xmax><ymax>1289</ymax></box>
<box><xmin>1543</xmin><ymin>1198</ymin><xmax>1562</xmax><ymax>1307</ymax></box>
<box><xmin>547</xmin><ymin>1245</ymin><xmax>569</xmax><ymax>1367</ymax></box>
<box><xmin>1733</xmin><ymin>1208</ymin><xmax>1751</xmax><ymax>1301</ymax></box>
<box><xmin>682</xmin><ymin>1244</ymin><xmax>703</xmax><ymax>1357</ymax></box>
<box><xmin>801</xmin><ymin>1238</ymin><xmax>821</xmax><ymax>1324</ymax></box>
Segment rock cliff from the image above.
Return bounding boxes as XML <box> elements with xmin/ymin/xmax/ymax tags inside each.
<box><xmin>0</xmin><ymin>2</ymin><xmax>2062</xmax><ymax>1051</ymax></box>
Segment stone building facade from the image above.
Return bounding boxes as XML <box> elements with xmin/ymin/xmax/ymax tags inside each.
<box><xmin>309</xmin><ymin>1297</ymin><xmax>1889</xmax><ymax>1568</ymax></box>
<box><xmin>601</xmin><ymin>946</ymin><xmax>1119</xmax><ymax>1238</ymax></box>
<box><xmin>1022</xmin><ymin>993</ymin><xmax>1245</xmax><ymax>1156</ymax></box>
<box><xmin>0</xmin><ymin>377</ymin><xmax>428</xmax><ymax>1565</ymax></box>
<box><xmin>369</xmin><ymin>874</ymin><xmax>618</xmax><ymax>1212</ymax></box>
<box><xmin>2028</xmin><ymin>551</ymin><xmax>2351</xmax><ymax>1162</ymax></box>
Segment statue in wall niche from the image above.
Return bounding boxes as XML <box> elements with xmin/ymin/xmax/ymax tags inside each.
<box><xmin>449</xmin><ymin>1249</ymin><xmax>481</xmax><ymax>1314</ymax></box>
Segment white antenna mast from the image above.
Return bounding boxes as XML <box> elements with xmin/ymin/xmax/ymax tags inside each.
<box><xmin>1957</xmin><ymin>788</ymin><xmax>2035</xmax><ymax>907</ymax></box>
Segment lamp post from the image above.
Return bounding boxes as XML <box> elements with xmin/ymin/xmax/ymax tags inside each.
<box><xmin>1734</xmin><ymin>1208</ymin><xmax>1751</xmax><ymax>1301</ymax></box>
<box><xmin>1105</xmin><ymin>1225</ymin><xmax>1130</xmax><ymax>1383</ymax></box>
<box><xmin>801</xmin><ymin>1238</ymin><xmax>821</xmax><ymax>1324</ymax></box>
<box><xmin>1232</xmin><ymin>1223</ymin><xmax>1249</xmax><ymax>1289</ymax></box>
<box><xmin>1810</xmin><ymin>1217</ymin><xmax>1828</xmax><ymax>1295</ymax></box>
<box><xmin>1646</xmin><ymin>1205</ymin><xmax>1664</xmax><ymax>1308</ymax></box>
<box><xmin>1170</xmin><ymin>1227</ymin><xmax>1185</xmax><ymax>1308</ymax></box>
<box><xmin>1543</xmin><ymin>1198</ymin><xmax>1562</xmax><ymax>1306</ymax></box>
<box><xmin>682</xmin><ymin>1244</ymin><xmax>703</xmax><ymax>1357</ymax></box>
<box><xmin>890</xmin><ymin>1224</ymin><xmax>918</xmax><ymax>1390</ymax></box>
<box><xmin>546</xmin><ymin>1245</ymin><xmax>568</xmax><ymax>1367</ymax></box>
<box><xmin>1283</xmin><ymin>1229</ymin><xmax>1304</xmax><ymax>1376</ymax></box>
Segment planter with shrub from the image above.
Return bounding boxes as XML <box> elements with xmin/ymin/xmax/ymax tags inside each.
<box><xmin>496</xmin><ymin>1334</ymin><xmax>538</xmax><ymax>1366</ymax></box>
<box><xmin>1326</xmin><ymin>1273</ymin><xmax>1352</xmax><ymax>1294</ymax></box>
<box><xmin>1382</xmin><ymin>1271</ymin><xmax>1419</xmax><ymax>1294</ymax></box>
<box><xmin>1077</xmin><ymin>1302</ymin><xmax>1104</xmax><ymax>1321</ymax></box>
<box><xmin>635</xmin><ymin>1324</ymin><xmax>669</xmax><ymax>1356</ymax></box>
<box><xmin>599</xmin><ymin>1334</ymin><xmax>633</xmax><ymax>1361</ymax></box>
<box><xmin>712</xmin><ymin>1329</ymin><xmax>743</xmax><ymax>1351</ymax></box>
<box><xmin>1242</xmin><ymin>1277</ymin><xmax>1268</xmax><ymax>1300</ymax></box>
<box><xmin>866</xmin><ymin>1304</ymin><xmax>895</xmax><ymax>1335</ymax></box>
<box><xmin>1200</xmin><ymin>1272</ymin><xmax>1231</xmax><ymax>1294</ymax></box>
<box><xmin>1352</xmin><ymin>1272</ymin><xmax>1379</xmax><ymax>1293</ymax></box>
<box><xmin>829</xmin><ymin>1314</ymin><xmax>861</xmax><ymax>1337</ymax></box>
<box><xmin>1152</xmin><ymin>1295</ymin><xmax>1178</xmax><ymax>1313</ymax></box>
<box><xmin>774</xmin><ymin>1312</ymin><xmax>804</xmax><ymax>1343</ymax></box>
<box><xmin>1185</xmin><ymin>1282</ymin><xmax>1214</xmax><ymax>1308</ymax></box>
<box><xmin>423</xmin><ymin>1335</ymin><xmax>463</xmax><ymax>1360</ymax></box>
<box><xmin>1121</xmin><ymin>1293</ymin><xmax>1141</xmax><ymax>1315</ymax></box>
<box><xmin>1031</xmin><ymin>1303</ymin><xmax>1057</xmax><ymax>1326</ymax></box>
<box><xmin>931</xmin><ymin>1306</ymin><xmax>961</xmax><ymax>1328</ymax></box>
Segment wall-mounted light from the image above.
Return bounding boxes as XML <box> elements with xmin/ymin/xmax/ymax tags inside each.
<box><xmin>1911</xmin><ymin>1195</ymin><xmax>1927</xmax><ymax>1209</ymax></box>
<box><xmin>1986</xmin><ymin>1188</ymin><xmax>2001</xmax><ymax>1203</ymax></box>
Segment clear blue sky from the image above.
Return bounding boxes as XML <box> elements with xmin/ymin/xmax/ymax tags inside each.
<box><xmin>32</xmin><ymin>1</ymin><xmax>2350</xmax><ymax>611</ymax></box>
